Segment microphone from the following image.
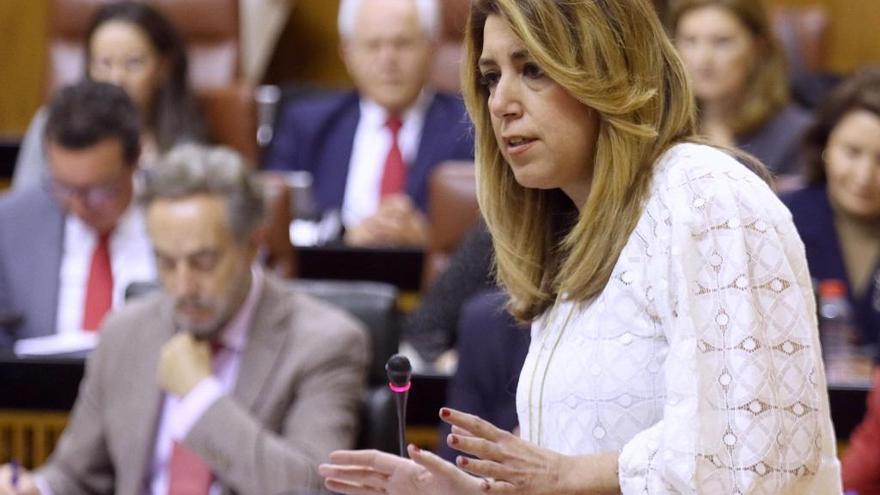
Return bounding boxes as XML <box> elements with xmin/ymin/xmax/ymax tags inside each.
<box><xmin>385</xmin><ymin>354</ymin><xmax>412</xmax><ymax>457</ymax></box>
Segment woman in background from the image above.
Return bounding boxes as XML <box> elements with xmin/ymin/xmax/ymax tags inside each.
<box><xmin>13</xmin><ymin>1</ymin><xmax>204</xmax><ymax>188</ymax></box>
<box><xmin>670</xmin><ymin>0</ymin><xmax>811</xmax><ymax>179</ymax></box>
<box><xmin>320</xmin><ymin>0</ymin><xmax>840</xmax><ymax>493</ymax></box>
<box><xmin>783</xmin><ymin>69</ymin><xmax>880</xmax><ymax>494</ymax></box>
<box><xmin>782</xmin><ymin>68</ymin><xmax>880</xmax><ymax>349</ymax></box>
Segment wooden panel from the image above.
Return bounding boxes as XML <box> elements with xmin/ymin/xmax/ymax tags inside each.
<box><xmin>768</xmin><ymin>0</ymin><xmax>880</xmax><ymax>74</ymax></box>
<box><xmin>264</xmin><ymin>0</ymin><xmax>351</xmax><ymax>87</ymax></box>
<box><xmin>0</xmin><ymin>410</ymin><xmax>69</xmax><ymax>469</ymax></box>
<box><xmin>0</xmin><ymin>0</ymin><xmax>48</xmax><ymax>135</ymax></box>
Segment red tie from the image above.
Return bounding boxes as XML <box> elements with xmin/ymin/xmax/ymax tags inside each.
<box><xmin>82</xmin><ymin>232</ymin><xmax>113</xmax><ymax>331</ymax></box>
<box><xmin>167</xmin><ymin>343</ymin><xmax>224</xmax><ymax>494</ymax></box>
<box><xmin>168</xmin><ymin>441</ymin><xmax>212</xmax><ymax>494</ymax></box>
<box><xmin>380</xmin><ymin>115</ymin><xmax>406</xmax><ymax>198</ymax></box>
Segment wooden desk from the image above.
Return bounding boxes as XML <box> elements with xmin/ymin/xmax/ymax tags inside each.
<box><xmin>0</xmin><ymin>355</ymin><xmax>872</xmax><ymax>467</ymax></box>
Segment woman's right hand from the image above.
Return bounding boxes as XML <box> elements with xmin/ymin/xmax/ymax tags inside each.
<box><xmin>319</xmin><ymin>444</ymin><xmax>484</xmax><ymax>495</ymax></box>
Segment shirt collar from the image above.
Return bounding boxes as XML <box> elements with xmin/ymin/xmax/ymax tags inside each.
<box><xmin>358</xmin><ymin>89</ymin><xmax>435</xmax><ymax>129</ymax></box>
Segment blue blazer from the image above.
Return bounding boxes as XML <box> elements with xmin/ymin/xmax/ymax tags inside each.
<box><xmin>264</xmin><ymin>90</ymin><xmax>474</xmax><ymax>214</ymax></box>
<box><xmin>781</xmin><ymin>185</ymin><xmax>880</xmax><ymax>345</ymax></box>
<box><xmin>0</xmin><ymin>187</ymin><xmax>65</xmax><ymax>348</ymax></box>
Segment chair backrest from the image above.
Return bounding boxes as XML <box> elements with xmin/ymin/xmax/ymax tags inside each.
<box><xmin>290</xmin><ymin>278</ymin><xmax>401</xmax><ymax>453</ymax></box>
<box><xmin>46</xmin><ymin>0</ymin><xmax>239</xmax><ymax>96</ymax></box>
<box><xmin>423</xmin><ymin>161</ymin><xmax>480</xmax><ymax>289</ymax></box>
<box><xmin>289</xmin><ymin>279</ymin><xmax>399</xmax><ymax>387</ymax></box>
<box><xmin>428</xmin><ymin>0</ymin><xmax>469</xmax><ymax>93</ymax></box>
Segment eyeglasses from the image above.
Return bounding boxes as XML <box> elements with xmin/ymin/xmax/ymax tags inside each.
<box><xmin>44</xmin><ymin>174</ymin><xmax>127</xmax><ymax>209</ymax></box>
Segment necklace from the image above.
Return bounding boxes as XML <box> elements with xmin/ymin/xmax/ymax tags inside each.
<box><xmin>526</xmin><ymin>296</ymin><xmax>578</xmax><ymax>446</ymax></box>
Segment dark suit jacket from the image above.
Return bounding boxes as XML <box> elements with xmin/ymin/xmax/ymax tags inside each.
<box><xmin>0</xmin><ymin>187</ymin><xmax>65</xmax><ymax>348</ymax></box>
<box><xmin>438</xmin><ymin>289</ymin><xmax>528</xmax><ymax>462</ymax></box>
<box><xmin>781</xmin><ymin>185</ymin><xmax>880</xmax><ymax>345</ymax></box>
<box><xmin>264</xmin><ymin>90</ymin><xmax>474</xmax><ymax>214</ymax></box>
<box><xmin>37</xmin><ymin>274</ymin><xmax>369</xmax><ymax>495</ymax></box>
<box><xmin>403</xmin><ymin>223</ymin><xmax>494</xmax><ymax>362</ymax></box>
<box><xmin>737</xmin><ymin>104</ymin><xmax>812</xmax><ymax>176</ymax></box>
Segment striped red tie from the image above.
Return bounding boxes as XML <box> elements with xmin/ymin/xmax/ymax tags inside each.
<box><xmin>82</xmin><ymin>232</ymin><xmax>112</xmax><ymax>331</ymax></box>
<box><xmin>379</xmin><ymin>115</ymin><xmax>405</xmax><ymax>198</ymax></box>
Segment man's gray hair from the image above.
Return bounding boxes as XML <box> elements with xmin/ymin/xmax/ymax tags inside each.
<box><xmin>338</xmin><ymin>0</ymin><xmax>440</xmax><ymax>40</ymax></box>
<box><xmin>140</xmin><ymin>143</ymin><xmax>265</xmax><ymax>242</ymax></box>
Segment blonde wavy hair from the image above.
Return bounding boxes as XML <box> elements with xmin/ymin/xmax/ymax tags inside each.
<box><xmin>668</xmin><ymin>0</ymin><xmax>791</xmax><ymax>136</ymax></box>
<box><xmin>462</xmin><ymin>0</ymin><xmax>697</xmax><ymax>321</ymax></box>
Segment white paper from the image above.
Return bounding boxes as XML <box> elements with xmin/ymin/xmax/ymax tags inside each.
<box><xmin>14</xmin><ymin>331</ymin><xmax>97</xmax><ymax>356</ymax></box>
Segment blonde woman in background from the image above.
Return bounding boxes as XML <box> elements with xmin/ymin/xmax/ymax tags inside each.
<box><xmin>670</xmin><ymin>0</ymin><xmax>811</xmax><ymax>181</ymax></box>
<box><xmin>320</xmin><ymin>0</ymin><xmax>841</xmax><ymax>493</ymax></box>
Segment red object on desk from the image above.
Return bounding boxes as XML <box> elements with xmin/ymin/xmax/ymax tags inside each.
<box><xmin>842</xmin><ymin>368</ymin><xmax>880</xmax><ymax>495</ymax></box>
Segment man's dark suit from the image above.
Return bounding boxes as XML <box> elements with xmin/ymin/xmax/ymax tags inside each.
<box><xmin>264</xmin><ymin>90</ymin><xmax>474</xmax><ymax>214</ymax></box>
<box><xmin>782</xmin><ymin>185</ymin><xmax>880</xmax><ymax>345</ymax></box>
<box><xmin>0</xmin><ymin>187</ymin><xmax>65</xmax><ymax>348</ymax></box>
<box><xmin>36</xmin><ymin>273</ymin><xmax>369</xmax><ymax>494</ymax></box>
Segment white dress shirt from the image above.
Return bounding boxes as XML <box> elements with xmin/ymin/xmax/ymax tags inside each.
<box><xmin>517</xmin><ymin>144</ymin><xmax>841</xmax><ymax>493</ymax></box>
<box><xmin>340</xmin><ymin>91</ymin><xmax>433</xmax><ymax>227</ymax></box>
<box><xmin>55</xmin><ymin>204</ymin><xmax>156</xmax><ymax>334</ymax></box>
<box><xmin>147</xmin><ymin>266</ymin><xmax>264</xmax><ymax>495</ymax></box>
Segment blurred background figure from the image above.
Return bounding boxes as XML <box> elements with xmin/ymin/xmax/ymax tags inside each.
<box><xmin>403</xmin><ymin>223</ymin><xmax>493</xmax><ymax>365</ymax></box>
<box><xmin>434</xmin><ymin>289</ymin><xmax>528</xmax><ymax>463</ymax></box>
<box><xmin>0</xmin><ymin>143</ymin><xmax>369</xmax><ymax>494</ymax></box>
<box><xmin>781</xmin><ymin>67</ymin><xmax>880</xmax><ymax>357</ymax></box>
<box><xmin>13</xmin><ymin>1</ymin><xmax>205</xmax><ymax>189</ymax></box>
<box><xmin>0</xmin><ymin>81</ymin><xmax>154</xmax><ymax>349</ymax></box>
<box><xmin>264</xmin><ymin>0</ymin><xmax>474</xmax><ymax>247</ymax></box>
<box><xmin>670</xmin><ymin>0</ymin><xmax>811</xmax><ymax>180</ymax></box>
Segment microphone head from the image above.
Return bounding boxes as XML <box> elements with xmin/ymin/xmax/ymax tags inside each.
<box><xmin>385</xmin><ymin>354</ymin><xmax>412</xmax><ymax>388</ymax></box>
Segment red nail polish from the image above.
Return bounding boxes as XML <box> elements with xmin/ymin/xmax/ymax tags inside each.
<box><xmin>410</xmin><ymin>444</ymin><xmax>421</xmax><ymax>453</ymax></box>
<box><xmin>448</xmin><ymin>434</ymin><xmax>458</xmax><ymax>445</ymax></box>
<box><xmin>457</xmin><ymin>456</ymin><xmax>469</xmax><ymax>466</ymax></box>
<box><xmin>440</xmin><ymin>408</ymin><xmax>451</xmax><ymax>418</ymax></box>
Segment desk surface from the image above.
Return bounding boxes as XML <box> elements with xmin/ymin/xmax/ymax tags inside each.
<box><xmin>0</xmin><ymin>355</ymin><xmax>871</xmax><ymax>439</ymax></box>
<box><xmin>0</xmin><ymin>136</ymin><xmax>20</xmax><ymax>180</ymax></box>
<box><xmin>296</xmin><ymin>245</ymin><xmax>424</xmax><ymax>291</ymax></box>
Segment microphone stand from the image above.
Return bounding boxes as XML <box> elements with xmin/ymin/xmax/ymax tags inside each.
<box><xmin>386</xmin><ymin>354</ymin><xmax>413</xmax><ymax>458</ymax></box>
<box><xmin>390</xmin><ymin>380</ymin><xmax>410</xmax><ymax>457</ymax></box>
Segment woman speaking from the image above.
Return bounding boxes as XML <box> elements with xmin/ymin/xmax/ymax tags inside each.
<box><xmin>321</xmin><ymin>0</ymin><xmax>841</xmax><ymax>493</ymax></box>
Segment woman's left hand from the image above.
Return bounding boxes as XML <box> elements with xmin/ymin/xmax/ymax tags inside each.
<box><xmin>441</xmin><ymin>408</ymin><xmax>619</xmax><ymax>494</ymax></box>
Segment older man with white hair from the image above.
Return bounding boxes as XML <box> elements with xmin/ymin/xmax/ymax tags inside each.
<box><xmin>265</xmin><ymin>0</ymin><xmax>474</xmax><ymax>247</ymax></box>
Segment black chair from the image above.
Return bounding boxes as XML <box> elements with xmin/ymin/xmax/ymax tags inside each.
<box><xmin>290</xmin><ymin>279</ymin><xmax>400</xmax><ymax>454</ymax></box>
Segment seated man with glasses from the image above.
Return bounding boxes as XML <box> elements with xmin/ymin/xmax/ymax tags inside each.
<box><xmin>0</xmin><ymin>80</ymin><xmax>156</xmax><ymax>349</ymax></box>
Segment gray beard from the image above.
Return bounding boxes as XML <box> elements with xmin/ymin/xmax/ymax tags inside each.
<box><xmin>174</xmin><ymin>313</ymin><xmax>227</xmax><ymax>342</ymax></box>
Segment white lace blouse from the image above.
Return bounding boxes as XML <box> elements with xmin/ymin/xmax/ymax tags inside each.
<box><xmin>517</xmin><ymin>143</ymin><xmax>842</xmax><ymax>494</ymax></box>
